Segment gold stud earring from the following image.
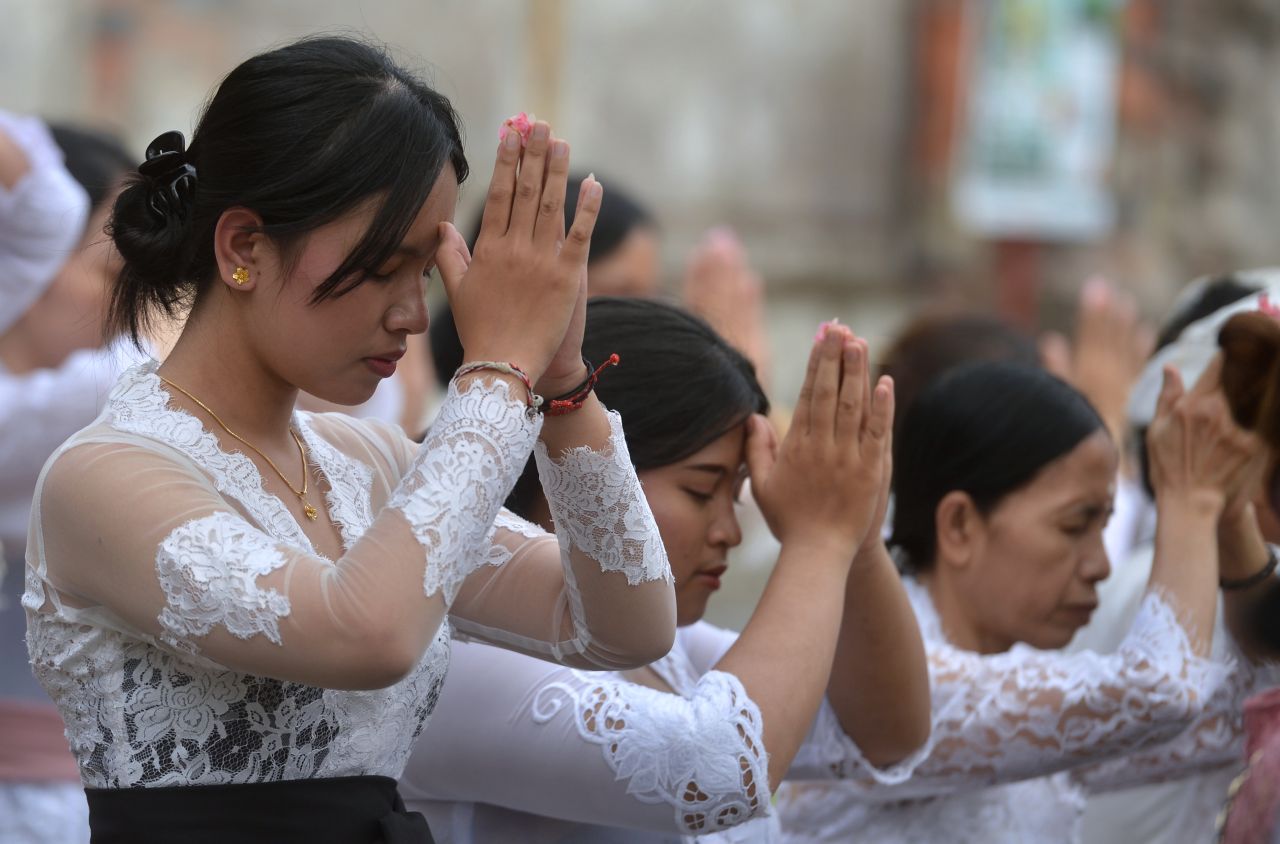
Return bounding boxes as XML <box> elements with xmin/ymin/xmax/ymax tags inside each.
<box><xmin>232</xmin><ymin>266</ymin><xmax>250</xmax><ymax>286</ymax></box>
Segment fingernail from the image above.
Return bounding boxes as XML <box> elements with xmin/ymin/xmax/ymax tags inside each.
<box><xmin>532</xmin><ymin>122</ymin><xmax>550</xmax><ymax>141</ymax></box>
<box><xmin>588</xmin><ymin>178</ymin><xmax>603</xmax><ymax>200</ymax></box>
<box><xmin>552</xmin><ymin>140</ymin><xmax>569</xmax><ymax>158</ymax></box>
<box><xmin>504</xmin><ymin>130</ymin><xmax>520</xmax><ymax>150</ymax></box>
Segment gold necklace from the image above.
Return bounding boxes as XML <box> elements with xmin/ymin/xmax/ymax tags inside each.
<box><xmin>158</xmin><ymin>375</ymin><xmax>320</xmax><ymax>521</ymax></box>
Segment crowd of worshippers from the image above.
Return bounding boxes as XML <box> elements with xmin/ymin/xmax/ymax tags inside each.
<box><xmin>5</xmin><ymin>34</ymin><xmax>1280</xmax><ymax>844</ymax></box>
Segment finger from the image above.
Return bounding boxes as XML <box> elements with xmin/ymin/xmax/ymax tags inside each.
<box><xmin>508</xmin><ymin>121</ymin><xmax>552</xmax><ymax>238</ymax></box>
<box><xmin>744</xmin><ymin>414</ymin><xmax>778</xmax><ymax>490</ymax></box>
<box><xmin>478</xmin><ymin>131</ymin><xmax>523</xmax><ymax>239</ymax></box>
<box><xmin>866</xmin><ymin>374</ymin><xmax>895</xmax><ymax>446</ymax></box>
<box><xmin>534</xmin><ymin>138</ymin><xmax>571</xmax><ymax>246</ymax></box>
<box><xmin>1039</xmin><ymin>331</ymin><xmax>1073</xmax><ymax>380</ymax></box>
<box><xmin>1155</xmin><ymin>365</ymin><xmax>1185</xmax><ymax>420</ymax></box>
<box><xmin>435</xmin><ymin>222</ymin><xmax>472</xmax><ymax>301</ymax></box>
<box><xmin>792</xmin><ymin>330</ymin><xmax>826</xmax><ymax>436</ymax></box>
<box><xmin>859</xmin><ymin>338</ymin><xmax>872</xmax><ymax>429</ymax></box>
<box><xmin>835</xmin><ymin>337</ymin><xmax>867</xmax><ymax>443</ymax></box>
<box><xmin>1190</xmin><ymin>352</ymin><xmax>1224</xmax><ymax>397</ymax></box>
<box><xmin>810</xmin><ymin>325</ymin><xmax>844</xmax><ymax>441</ymax></box>
<box><xmin>560</xmin><ymin>175</ymin><xmax>602</xmax><ymax>269</ymax></box>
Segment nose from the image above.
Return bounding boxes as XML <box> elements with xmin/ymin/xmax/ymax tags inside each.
<box><xmin>708</xmin><ymin>499</ymin><xmax>743</xmax><ymax>551</ymax></box>
<box><xmin>1080</xmin><ymin>535</ymin><xmax>1111</xmax><ymax>585</ymax></box>
<box><xmin>386</xmin><ymin>276</ymin><xmax>429</xmax><ymax>335</ymax></box>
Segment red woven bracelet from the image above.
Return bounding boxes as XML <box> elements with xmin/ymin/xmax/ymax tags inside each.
<box><xmin>545</xmin><ymin>354</ymin><xmax>620</xmax><ymax>416</ymax></box>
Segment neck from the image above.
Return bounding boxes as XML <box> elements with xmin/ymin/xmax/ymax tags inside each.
<box><xmin>0</xmin><ymin>318</ymin><xmax>41</xmax><ymax>373</ymax></box>
<box><xmin>919</xmin><ymin>571</ymin><xmax>1014</xmax><ymax>655</ymax></box>
<box><xmin>159</xmin><ymin>297</ymin><xmax>298</xmax><ymax>444</ymax></box>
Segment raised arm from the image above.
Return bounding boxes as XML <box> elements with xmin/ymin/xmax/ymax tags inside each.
<box><xmin>788</xmin><ymin>357</ymin><xmax>1259</xmax><ymax>798</ymax></box>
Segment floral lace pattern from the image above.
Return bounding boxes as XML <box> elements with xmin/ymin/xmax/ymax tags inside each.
<box><xmin>391</xmin><ymin>377</ymin><xmax>541</xmax><ymax>604</ymax></box>
<box><xmin>23</xmin><ymin>362</ymin><xmax>459</xmax><ymax>788</ymax></box>
<box><xmin>531</xmin><ymin>667</ymin><xmax>770</xmax><ymax>834</ymax></box>
<box><xmin>535</xmin><ymin>410</ymin><xmax>670</xmax><ymax>586</ymax></box>
<box><xmin>155</xmin><ymin>514</ymin><xmax>291</xmax><ymax>652</ymax></box>
<box><xmin>775</xmin><ymin>577</ymin><xmax>1232</xmax><ymax>843</ymax></box>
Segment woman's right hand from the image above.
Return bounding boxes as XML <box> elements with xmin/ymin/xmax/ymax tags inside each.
<box><xmin>747</xmin><ymin>323</ymin><xmax>894</xmax><ymax>562</ymax></box>
<box><xmin>435</xmin><ymin>120</ymin><xmax>601</xmax><ymax>385</ymax></box>
<box><xmin>1147</xmin><ymin>355</ymin><xmax>1262</xmax><ymax>514</ymax></box>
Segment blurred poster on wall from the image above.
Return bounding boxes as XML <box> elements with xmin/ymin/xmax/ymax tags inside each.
<box><xmin>953</xmin><ymin>0</ymin><xmax>1124</xmax><ymax>242</ymax></box>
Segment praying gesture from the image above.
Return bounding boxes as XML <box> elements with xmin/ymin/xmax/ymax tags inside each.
<box><xmin>436</xmin><ymin>118</ymin><xmax>599</xmax><ymax>394</ymax></box>
<box><xmin>748</xmin><ymin>322</ymin><xmax>894</xmax><ymax>559</ymax></box>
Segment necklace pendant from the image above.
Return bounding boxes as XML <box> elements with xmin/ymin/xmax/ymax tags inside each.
<box><xmin>303</xmin><ymin>503</ymin><xmax>319</xmax><ymax>521</ymax></box>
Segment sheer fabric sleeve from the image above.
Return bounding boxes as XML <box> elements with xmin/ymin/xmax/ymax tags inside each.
<box><xmin>400</xmin><ymin>638</ymin><xmax>770</xmax><ymax>836</ymax></box>
<box><xmin>788</xmin><ymin>592</ymin><xmax>1228</xmax><ymax>801</ymax></box>
<box><xmin>1072</xmin><ymin>638</ymin><xmax>1280</xmax><ymax>793</ymax></box>
<box><xmin>30</xmin><ymin>378</ymin><xmax>545</xmax><ymax>690</ymax></box>
<box><xmin>445</xmin><ymin>409</ymin><xmax>675</xmax><ymax>669</ymax></box>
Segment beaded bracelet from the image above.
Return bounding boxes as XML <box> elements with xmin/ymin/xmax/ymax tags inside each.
<box><xmin>1221</xmin><ymin>546</ymin><xmax>1280</xmax><ymax>591</ymax></box>
<box><xmin>544</xmin><ymin>354</ymin><xmax>620</xmax><ymax>416</ymax></box>
<box><xmin>454</xmin><ymin>361</ymin><xmax>544</xmax><ymax>418</ymax></box>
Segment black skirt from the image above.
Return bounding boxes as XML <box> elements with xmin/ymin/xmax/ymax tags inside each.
<box><xmin>85</xmin><ymin>774</ymin><xmax>434</xmax><ymax>843</ymax></box>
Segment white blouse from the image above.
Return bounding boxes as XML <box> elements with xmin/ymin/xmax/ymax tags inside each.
<box><xmin>23</xmin><ymin>362</ymin><xmax>673</xmax><ymax>788</ymax></box>
<box><xmin>401</xmin><ymin>621</ymin><xmax>921</xmax><ymax>843</ymax></box>
<box><xmin>775</xmin><ymin>577</ymin><xmax>1270</xmax><ymax>843</ymax></box>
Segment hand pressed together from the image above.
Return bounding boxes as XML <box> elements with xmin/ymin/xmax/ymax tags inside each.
<box><xmin>748</xmin><ymin>323</ymin><xmax>894</xmax><ymax>563</ymax></box>
<box><xmin>436</xmin><ymin>119</ymin><xmax>599</xmax><ymax>393</ymax></box>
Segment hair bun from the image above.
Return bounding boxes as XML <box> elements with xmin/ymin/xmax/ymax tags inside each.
<box><xmin>1219</xmin><ymin>311</ymin><xmax>1280</xmax><ymax>448</ymax></box>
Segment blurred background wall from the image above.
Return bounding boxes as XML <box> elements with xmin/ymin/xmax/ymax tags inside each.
<box><xmin>3</xmin><ymin>0</ymin><xmax>1279</xmax><ymax>414</ymax></box>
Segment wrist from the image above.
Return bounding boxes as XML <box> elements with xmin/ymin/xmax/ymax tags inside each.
<box><xmin>779</xmin><ymin>533</ymin><xmax>860</xmax><ymax>571</ymax></box>
<box><xmin>1157</xmin><ymin>487</ymin><xmax>1226</xmax><ymax>521</ymax></box>
<box><xmin>535</xmin><ymin>361</ymin><xmax>590</xmax><ymax>398</ymax></box>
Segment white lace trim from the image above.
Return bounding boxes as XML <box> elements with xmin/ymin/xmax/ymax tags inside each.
<box><xmin>155</xmin><ymin>513</ymin><xmax>292</xmax><ymax>653</ymax></box>
<box><xmin>535</xmin><ymin>410</ymin><xmax>672</xmax><ymax>586</ymax></box>
<box><xmin>390</xmin><ymin>377</ymin><xmax>541</xmax><ymax>604</ymax></box>
<box><xmin>531</xmin><ymin>669</ymin><xmax>770</xmax><ymax>834</ymax></box>
<box><xmin>107</xmin><ymin>362</ymin><xmax>317</xmax><ymax>553</ymax></box>
<box><xmin>296</xmin><ymin>414</ymin><xmax>374</xmax><ymax>552</ymax></box>
<box><xmin>24</xmin><ymin>362</ymin><xmax>453</xmax><ymax>788</ymax></box>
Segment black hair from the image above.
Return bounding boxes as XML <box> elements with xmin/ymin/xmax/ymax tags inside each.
<box><xmin>47</xmin><ymin>123</ymin><xmax>136</xmax><ymax>216</ymax></box>
<box><xmin>878</xmin><ymin>311</ymin><xmax>1040</xmax><ymax>440</ymax></box>
<box><xmin>1136</xmin><ymin>274</ymin><xmax>1261</xmax><ymax>498</ymax></box>
<box><xmin>890</xmin><ymin>361</ymin><xmax>1107</xmax><ymax>572</ymax></box>
<box><xmin>432</xmin><ymin>173</ymin><xmax>657</xmax><ymax>387</ymax></box>
<box><xmin>504</xmin><ymin>296</ymin><xmax>768</xmax><ymax>517</ymax></box>
<box><xmin>107</xmin><ymin>35</ymin><xmax>468</xmax><ymax>342</ymax></box>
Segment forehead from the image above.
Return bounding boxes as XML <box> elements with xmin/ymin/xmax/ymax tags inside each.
<box><xmin>1017</xmin><ymin>430</ymin><xmax>1118</xmax><ymax>504</ymax></box>
<box><xmin>666</xmin><ymin>425</ymin><xmax>748</xmax><ymax>473</ymax></box>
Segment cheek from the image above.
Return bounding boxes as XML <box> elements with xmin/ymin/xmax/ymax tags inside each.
<box><xmin>983</xmin><ymin>527</ymin><xmax>1076</xmax><ymax>619</ymax></box>
<box><xmin>646</xmin><ymin>497</ymin><xmax>707</xmax><ymax>582</ymax></box>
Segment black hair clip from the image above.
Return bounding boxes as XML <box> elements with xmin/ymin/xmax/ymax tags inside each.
<box><xmin>138</xmin><ymin>130</ymin><xmax>198</xmax><ymax>224</ymax></box>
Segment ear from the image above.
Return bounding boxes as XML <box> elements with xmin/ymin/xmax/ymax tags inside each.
<box><xmin>213</xmin><ymin>207</ymin><xmax>266</xmax><ymax>291</ymax></box>
<box><xmin>934</xmin><ymin>490</ymin><xmax>983</xmax><ymax>571</ymax></box>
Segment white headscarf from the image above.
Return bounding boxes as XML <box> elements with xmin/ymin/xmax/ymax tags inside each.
<box><xmin>1128</xmin><ymin>268</ymin><xmax>1280</xmax><ymax>427</ymax></box>
<box><xmin>0</xmin><ymin>110</ymin><xmax>90</xmax><ymax>336</ymax></box>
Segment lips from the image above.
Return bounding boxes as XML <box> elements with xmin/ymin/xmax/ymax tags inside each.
<box><xmin>694</xmin><ymin>564</ymin><xmax>728</xmax><ymax>590</ymax></box>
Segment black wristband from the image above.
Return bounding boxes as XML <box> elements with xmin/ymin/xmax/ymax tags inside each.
<box><xmin>1220</xmin><ymin>547</ymin><xmax>1280</xmax><ymax>591</ymax></box>
<box><xmin>547</xmin><ymin>358</ymin><xmax>594</xmax><ymax>403</ymax></box>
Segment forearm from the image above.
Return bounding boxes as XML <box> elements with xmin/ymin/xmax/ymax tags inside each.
<box><xmin>0</xmin><ymin>124</ymin><xmax>29</xmax><ymax>188</ymax></box>
<box><xmin>1218</xmin><ymin>507</ymin><xmax>1278</xmax><ymax>660</ymax></box>
<box><xmin>533</xmin><ymin>393</ymin><xmax>675</xmax><ymax>666</ymax></box>
<box><xmin>714</xmin><ymin>540</ymin><xmax>852</xmax><ymax>789</ymax></box>
<box><xmin>1150</xmin><ymin>491</ymin><xmax>1223</xmax><ymax>656</ymax></box>
<box><xmin>827</xmin><ymin>541</ymin><xmax>931</xmax><ymax>766</ymax></box>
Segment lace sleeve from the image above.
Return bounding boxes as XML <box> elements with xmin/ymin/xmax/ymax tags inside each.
<box><xmin>447</xmin><ymin>409</ymin><xmax>676</xmax><ymax>669</ymax></box>
<box><xmin>31</xmin><ymin>376</ymin><xmax>544</xmax><ymax>690</ymax></box>
<box><xmin>1073</xmin><ymin>638</ymin><xmax>1280</xmax><ymax>793</ymax></box>
<box><xmin>792</xmin><ymin>592</ymin><xmax>1227</xmax><ymax>800</ymax></box>
<box><xmin>399</xmin><ymin>640</ymin><xmax>770</xmax><ymax>836</ymax></box>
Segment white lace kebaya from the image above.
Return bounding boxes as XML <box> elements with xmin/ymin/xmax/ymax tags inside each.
<box><xmin>772</xmin><ymin>577</ymin><xmax>1267</xmax><ymax>844</ymax></box>
<box><xmin>400</xmin><ymin>621</ymin><xmax>920</xmax><ymax>843</ymax></box>
<box><xmin>23</xmin><ymin>362</ymin><xmax>674</xmax><ymax>789</ymax></box>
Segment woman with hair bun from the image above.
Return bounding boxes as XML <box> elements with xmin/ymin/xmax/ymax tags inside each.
<box><xmin>775</xmin><ymin>355</ymin><xmax>1270</xmax><ymax>843</ymax></box>
<box><xmin>24</xmin><ymin>35</ymin><xmax>678</xmax><ymax>843</ymax></box>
